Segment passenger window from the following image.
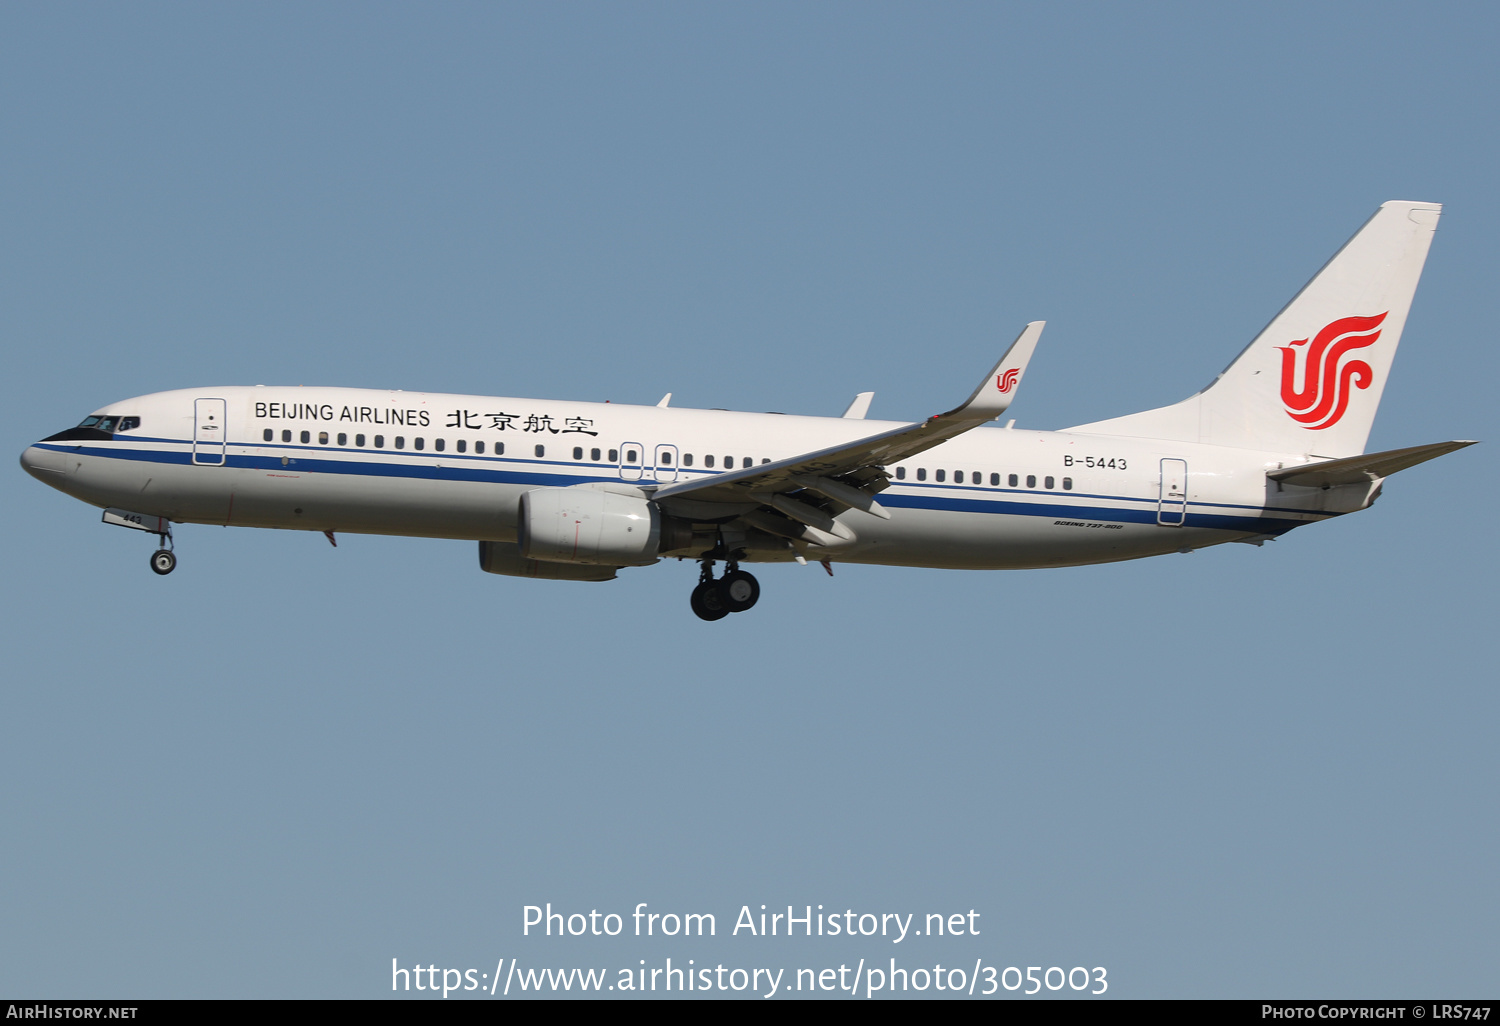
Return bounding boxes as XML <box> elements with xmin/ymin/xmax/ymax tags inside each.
<box><xmin>434</xmin><ymin>438</ymin><xmax>444</xmax><ymax>452</ymax></box>
<box><xmin>337</xmin><ymin>433</ymin><xmax>347</xmax><ymax>446</ymax></box>
<box><xmin>917</xmin><ymin>468</ymin><xmax>927</xmax><ymax>481</ymax></box>
<box><xmin>477</xmin><ymin>441</ymin><xmax>487</xmax><ymax>454</ymax></box>
<box><xmin>355</xmin><ymin>434</ymin><xmax>366</xmax><ymax>447</ymax></box>
<box><xmin>573</xmin><ymin>446</ymin><xmax>583</xmax><ymax>460</ymax></box>
<box><xmin>662</xmin><ymin>452</ymin><xmax>673</xmax><ymax>465</ymax></box>
<box><xmin>895</xmin><ymin>466</ymin><xmax>906</xmax><ymax>480</ymax></box>
<box><xmin>299</xmin><ymin>430</ymin><xmax>309</xmax><ymax>444</ymax></box>
<box><xmin>990</xmin><ymin>472</ymin><xmax>999</xmax><ymax>486</ymax></box>
<box><xmin>374</xmin><ymin>435</ymin><xmax>385</xmax><ymax>448</ymax></box>
<box><xmin>954</xmin><ymin>470</ymin><xmax>964</xmax><ymax>484</ymax></box>
<box><xmin>263</xmin><ymin>429</ymin><xmax>273</xmax><ymax>442</ymax></box>
<box><xmin>1008</xmin><ymin>474</ymin><xmax>1018</xmax><ymax>487</ymax></box>
<box><xmin>723</xmin><ymin>456</ymin><xmax>732</xmax><ymax>468</ymax></box>
<box><xmin>591</xmin><ymin>448</ymin><xmax>601</xmax><ymax>461</ymax></box>
<box><xmin>742</xmin><ymin>457</ymin><xmax>752</xmax><ymax>469</ymax></box>
<box><xmin>625</xmin><ymin>449</ymin><xmax>638</xmax><ymax>463</ymax></box>
<box><xmin>762</xmin><ymin>458</ymin><xmax>770</xmax><ymax>464</ymax></box>
<box><xmin>456</xmin><ymin>439</ymin><xmax>466</xmax><ymax>453</ymax></box>
<box><xmin>281</xmin><ymin>430</ymin><xmax>290</xmax><ymax>442</ymax></box>
<box><xmin>935</xmin><ymin>469</ymin><xmax>946</xmax><ymax>482</ymax></box>
<box><xmin>705</xmin><ymin>455</ymin><xmax>715</xmax><ymax>468</ymax></box>
<box><xmin>534</xmin><ymin>444</ymin><xmax>545</xmax><ymax>458</ymax></box>
<box><xmin>395</xmin><ymin>437</ymin><xmax>405</xmax><ymax>449</ymax></box>
<box><xmin>683</xmin><ymin>453</ymin><xmax>693</xmax><ymax>466</ymax></box>
<box><xmin>1026</xmin><ymin>474</ymin><xmax>1036</xmax><ymax>488</ymax></box>
<box><xmin>1063</xmin><ymin>477</ymin><xmax>1073</xmax><ymax>490</ymax></box>
<box><xmin>319</xmin><ymin>431</ymin><xmax>329</xmax><ymax>445</ymax></box>
<box><xmin>608</xmin><ymin>448</ymin><xmax>617</xmax><ymax>461</ymax></box>
<box><xmin>1044</xmin><ymin>476</ymin><xmax>1054</xmax><ymax>489</ymax></box>
<box><xmin>414</xmin><ymin>437</ymin><xmax>424</xmax><ymax>451</ymax></box>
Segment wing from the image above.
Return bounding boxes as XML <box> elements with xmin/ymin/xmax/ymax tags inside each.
<box><xmin>651</xmin><ymin>322</ymin><xmax>1044</xmax><ymax>548</ymax></box>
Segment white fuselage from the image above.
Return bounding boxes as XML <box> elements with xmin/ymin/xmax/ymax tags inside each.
<box><xmin>21</xmin><ymin>386</ymin><xmax>1344</xmax><ymax>570</ymax></box>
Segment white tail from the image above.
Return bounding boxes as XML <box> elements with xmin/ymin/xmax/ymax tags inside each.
<box><xmin>1068</xmin><ymin>201</ymin><xmax>1441</xmax><ymax>457</ymax></box>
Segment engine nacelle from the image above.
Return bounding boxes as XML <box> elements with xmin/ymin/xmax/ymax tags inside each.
<box><xmin>478</xmin><ymin>540</ymin><xmax>618</xmax><ymax>581</ymax></box>
<box><xmin>518</xmin><ymin>487</ymin><xmax>664</xmax><ymax>566</ymax></box>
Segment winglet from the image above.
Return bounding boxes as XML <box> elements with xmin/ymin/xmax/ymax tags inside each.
<box><xmin>937</xmin><ymin>321</ymin><xmax>1044</xmax><ymax>422</ymax></box>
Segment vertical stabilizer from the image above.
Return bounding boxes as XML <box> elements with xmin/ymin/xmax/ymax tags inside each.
<box><xmin>1068</xmin><ymin>201</ymin><xmax>1441</xmax><ymax>456</ymax></box>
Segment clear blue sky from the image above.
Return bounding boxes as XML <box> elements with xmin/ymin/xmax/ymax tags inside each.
<box><xmin>3</xmin><ymin>1</ymin><xmax>1495</xmax><ymax>998</ymax></box>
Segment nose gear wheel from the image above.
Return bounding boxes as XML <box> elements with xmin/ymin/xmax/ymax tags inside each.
<box><xmin>148</xmin><ymin>522</ymin><xmax>176</xmax><ymax>575</ymax></box>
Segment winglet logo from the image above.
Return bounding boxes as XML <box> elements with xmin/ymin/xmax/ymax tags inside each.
<box><xmin>1276</xmin><ymin>312</ymin><xmax>1387</xmax><ymax>430</ymax></box>
<box><xmin>996</xmin><ymin>368</ymin><xmax>1019</xmax><ymax>393</ymax></box>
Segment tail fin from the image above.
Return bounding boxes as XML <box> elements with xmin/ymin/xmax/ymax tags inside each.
<box><xmin>1068</xmin><ymin>201</ymin><xmax>1441</xmax><ymax>456</ymax></box>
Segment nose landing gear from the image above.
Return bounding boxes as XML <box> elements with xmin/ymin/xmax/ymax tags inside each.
<box><xmin>148</xmin><ymin>521</ymin><xmax>175</xmax><ymax>576</ymax></box>
<box><xmin>100</xmin><ymin>508</ymin><xmax>179</xmax><ymax>574</ymax></box>
<box><xmin>690</xmin><ymin>553</ymin><xmax>760</xmax><ymax>621</ymax></box>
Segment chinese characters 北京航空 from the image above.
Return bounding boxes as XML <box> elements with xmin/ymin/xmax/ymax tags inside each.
<box><xmin>446</xmin><ymin>410</ymin><xmax>598</xmax><ymax>436</ymax></box>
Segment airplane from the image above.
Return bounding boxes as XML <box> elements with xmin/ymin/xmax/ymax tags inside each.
<box><xmin>20</xmin><ymin>200</ymin><xmax>1475</xmax><ymax>621</ymax></box>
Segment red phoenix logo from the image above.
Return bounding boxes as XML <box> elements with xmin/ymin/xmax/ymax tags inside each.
<box><xmin>996</xmin><ymin>368</ymin><xmax>1019</xmax><ymax>393</ymax></box>
<box><xmin>1276</xmin><ymin>312</ymin><xmax>1387</xmax><ymax>430</ymax></box>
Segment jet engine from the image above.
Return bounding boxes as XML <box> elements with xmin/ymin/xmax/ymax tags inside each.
<box><xmin>518</xmin><ymin>486</ymin><xmax>690</xmax><ymax>566</ymax></box>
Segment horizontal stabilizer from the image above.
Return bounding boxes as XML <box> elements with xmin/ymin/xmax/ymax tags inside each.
<box><xmin>1269</xmin><ymin>440</ymin><xmax>1475</xmax><ymax>488</ymax></box>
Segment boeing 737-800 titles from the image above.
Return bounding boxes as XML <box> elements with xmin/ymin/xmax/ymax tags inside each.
<box><xmin>20</xmin><ymin>201</ymin><xmax>1474</xmax><ymax>619</ymax></box>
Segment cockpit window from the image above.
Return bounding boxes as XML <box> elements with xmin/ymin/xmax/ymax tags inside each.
<box><xmin>74</xmin><ymin>415</ymin><xmax>139</xmax><ymax>433</ymax></box>
<box><xmin>44</xmin><ymin>415</ymin><xmax>122</xmax><ymax>443</ymax></box>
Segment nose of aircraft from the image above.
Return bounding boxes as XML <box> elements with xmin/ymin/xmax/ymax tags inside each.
<box><xmin>20</xmin><ymin>443</ymin><xmax>69</xmax><ymax>483</ymax></box>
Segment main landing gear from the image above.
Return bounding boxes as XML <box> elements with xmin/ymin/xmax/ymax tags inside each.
<box><xmin>690</xmin><ymin>555</ymin><xmax>760</xmax><ymax>621</ymax></box>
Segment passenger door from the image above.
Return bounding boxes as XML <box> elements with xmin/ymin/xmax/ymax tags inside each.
<box><xmin>1157</xmin><ymin>458</ymin><xmax>1187</xmax><ymax>526</ymax></box>
<box><xmin>193</xmin><ymin>398</ymin><xmax>227</xmax><ymax>466</ymax></box>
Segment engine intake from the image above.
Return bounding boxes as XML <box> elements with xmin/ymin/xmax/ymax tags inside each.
<box><xmin>518</xmin><ymin>487</ymin><xmax>666</xmax><ymax>566</ymax></box>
